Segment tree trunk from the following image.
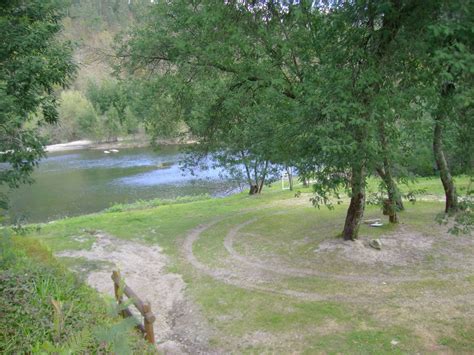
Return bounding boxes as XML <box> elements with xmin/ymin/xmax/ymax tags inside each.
<box><xmin>376</xmin><ymin>119</ymin><xmax>404</xmax><ymax>222</ymax></box>
<box><xmin>241</xmin><ymin>153</ymin><xmax>257</xmax><ymax>195</ymax></box>
<box><xmin>342</xmin><ymin>164</ymin><xmax>366</xmax><ymax>240</ymax></box>
<box><xmin>433</xmin><ymin>118</ymin><xmax>458</xmax><ymax>213</ymax></box>
<box><xmin>249</xmin><ymin>184</ymin><xmax>259</xmax><ymax>195</ymax></box>
<box><xmin>381</xmin><ymin>169</ymin><xmax>404</xmax><ymax>211</ymax></box>
<box><xmin>376</xmin><ymin>166</ymin><xmax>402</xmax><ymax>223</ymax></box>
<box><xmin>286</xmin><ymin>166</ymin><xmax>293</xmax><ymax>191</ymax></box>
<box><xmin>256</xmin><ymin>160</ymin><xmax>269</xmax><ymax>194</ymax></box>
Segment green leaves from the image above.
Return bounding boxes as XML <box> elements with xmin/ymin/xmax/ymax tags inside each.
<box><xmin>0</xmin><ymin>0</ymin><xmax>76</xmax><ymax>209</ymax></box>
<box><xmin>119</xmin><ymin>0</ymin><xmax>473</xmax><ymax>232</ymax></box>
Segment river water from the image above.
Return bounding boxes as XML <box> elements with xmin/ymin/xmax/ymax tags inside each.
<box><xmin>6</xmin><ymin>146</ymin><xmax>240</xmax><ymax>223</ymax></box>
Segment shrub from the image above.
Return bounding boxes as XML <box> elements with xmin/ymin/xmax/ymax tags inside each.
<box><xmin>0</xmin><ymin>235</ymin><xmax>151</xmax><ymax>353</ymax></box>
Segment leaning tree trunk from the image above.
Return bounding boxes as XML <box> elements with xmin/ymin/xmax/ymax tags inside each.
<box><xmin>433</xmin><ymin>118</ymin><xmax>458</xmax><ymax>213</ymax></box>
<box><xmin>256</xmin><ymin>160</ymin><xmax>269</xmax><ymax>194</ymax></box>
<box><xmin>286</xmin><ymin>166</ymin><xmax>294</xmax><ymax>191</ymax></box>
<box><xmin>342</xmin><ymin>164</ymin><xmax>366</xmax><ymax>240</ymax></box>
<box><xmin>242</xmin><ymin>157</ymin><xmax>259</xmax><ymax>195</ymax></box>
<box><xmin>377</xmin><ymin>121</ymin><xmax>404</xmax><ymax>219</ymax></box>
<box><xmin>376</xmin><ymin>166</ymin><xmax>402</xmax><ymax>223</ymax></box>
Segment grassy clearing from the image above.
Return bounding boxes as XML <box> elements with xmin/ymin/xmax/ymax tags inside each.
<box><xmin>14</xmin><ymin>175</ymin><xmax>474</xmax><ymax>353</ymax></box>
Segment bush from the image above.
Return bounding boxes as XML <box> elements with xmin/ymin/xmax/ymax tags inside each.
<box><xmin>0</xmin><ymin>235</ymin><xmax>151</xmax><ymax>353</ymax></box>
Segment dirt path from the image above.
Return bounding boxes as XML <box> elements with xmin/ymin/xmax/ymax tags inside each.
<box><xmin>56</xmin><ymin>232</ymin><xmax>211</xmax><ymax>354</ymax></box>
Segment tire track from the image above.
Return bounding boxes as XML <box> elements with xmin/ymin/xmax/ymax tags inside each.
<box><xmin>183</xmin><ymin>213</ymin><xmax>472</xmax><ymax>303</ymax></box>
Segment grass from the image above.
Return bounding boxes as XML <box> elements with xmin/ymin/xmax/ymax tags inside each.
<box><xmin>365</xmin><ymin>174</ymin><xmax>472</xmax><ymax>196</ymax></box>
<box><xmin>104</xmin><ymin>193</ymin><xmax>212</xmax><ymax>213</ymax></box>
<box><xmin>5</xmin><ymin>175</ymin><xmax>473</xmax><ymax>353</ymax></box>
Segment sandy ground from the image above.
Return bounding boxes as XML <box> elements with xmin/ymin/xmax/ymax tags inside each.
<box><xmin>45</xmin><ymin>137</ymin><xmax>196</xmax><ymax>153</ymax></box>
<box><xmin>56</xmin><ymin>232</ymin><xmax>211</xmax><ymax>354</ymax></box>
<box><xmin>45</xmin><ymin>140</ymin><xmax>94</xmax><ymax>152</ymax></box>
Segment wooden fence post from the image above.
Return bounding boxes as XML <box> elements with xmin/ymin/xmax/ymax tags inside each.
<box><xmin>111</xmin><ymin>270</ymin><xmax>125</xmax><ymax>317</ymax></box>
<box><xmin>111</xmin><ymin>270</ymin><xmax>156</xmax><ymax>345</ymax></box>
<box><xmin>143</xmin><ymin>301</ymin><xmax>156</xmax><ymax>344</ymax></box>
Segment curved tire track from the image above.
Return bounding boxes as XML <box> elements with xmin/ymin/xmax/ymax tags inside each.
<box><xmin>183</xmin><ymin>213</ymin><xmax>470</xmax><ymax>302</ymax></box>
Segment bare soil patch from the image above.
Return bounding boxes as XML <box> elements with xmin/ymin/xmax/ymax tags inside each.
<box><xmin>56</xmin><ymin>231</ymin><xmax>211</xmax><ymax>354</ymax></box>
<box><xmin>315</xmin><ymin>226</ymin><xmax>434</xmax><ymax>267</ymax></box>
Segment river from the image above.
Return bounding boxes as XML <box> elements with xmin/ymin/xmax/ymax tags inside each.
<box><xmin>6</xmin><ymin>146</ymin><xmax>240</xmax><ymax>223</ymax></box>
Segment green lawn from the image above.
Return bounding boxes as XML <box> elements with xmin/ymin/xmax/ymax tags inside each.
<box><xmin>14</xmin><ymin>175</ymin><xmax>474</xmax><ymax>353</ymax></box>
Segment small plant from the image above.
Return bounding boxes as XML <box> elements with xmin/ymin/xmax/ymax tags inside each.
<box><xmin>94</xmin><ymin>297</ymin><xmax>140</xmax><ymax>355</ymax></box>
<box><xmin>438</xmin><ymin>179</ymin><xmax>473</xmax><ymax>235</ymax></box>
<box><xmin>404</xmin><ymin>188</ymin><xmax>427</xmax><ymax>203</ymax></box>
<box><xmin>51</xmin><ymin>299</ymin><xmax>75</xmax><ymax>343</ymax></box>
<box><xmin>33</xmin><ymin>329</ymin><xmax>93</xmax><ymax>354</ymax></box>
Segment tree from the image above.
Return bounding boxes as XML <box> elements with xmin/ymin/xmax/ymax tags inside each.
<box><xmin>44</xmin><ymin>90</ymin><xmax>98</xmax><ymax>143</ymax></box>
<box><xmin>0</xmin><ymin>0</ymin><xmax>75</xmax><ymax>207</ymax></box>
<box><xmin>425</xmin><ymin>1</ymin><xmax>474</xmax><ymax>214</ymax></box>
<box><xmin>86</xmin><ymin>79</ymin><xmax>142</xmax><ymax>142</ymax></box>
<box><xmin>119</xmin><ymin>0</ymin><xmax>472</xmax><ymax>240</ymax></box>
<box><xmin>118</xmin><ymin>0</ymin><xmax>293</xmax><ymax>194</ymax></box>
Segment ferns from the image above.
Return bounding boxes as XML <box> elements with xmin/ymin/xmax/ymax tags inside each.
<box><xmin>32</xmin><ymin>329</ymin><xmax>93</xmax><ymax>354</ymax></box>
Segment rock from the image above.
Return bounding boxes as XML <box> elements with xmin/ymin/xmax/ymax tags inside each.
<box><xmin>369</xmin><ymin>239</ymin><xmax>382</xmax><ymax>250</ymax></box>
<box><xmin>364</xmin><ymin>218</ymin><xmax>381</xmax><ymax>224</ymax></box>
<box><xmin>370</xmin><ymin>222</ymin><xmax>384</xmax><ymax>227</ymax></box>
<box><xmin>391</xmin><ymin>339</ymin><xmax>399</xmax><ymax>346</ymax></box>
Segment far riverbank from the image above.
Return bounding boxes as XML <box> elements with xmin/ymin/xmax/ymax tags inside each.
<box><xmin>45</xmin><ymin>136</ymin><xmax>197</xmax><ymax>153</ymax></box>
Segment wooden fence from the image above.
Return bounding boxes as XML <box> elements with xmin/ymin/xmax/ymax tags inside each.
<box><xmin>111</xmin><ymin>270</ymin><xmax>156</xmax><ymax>344</ymax></box>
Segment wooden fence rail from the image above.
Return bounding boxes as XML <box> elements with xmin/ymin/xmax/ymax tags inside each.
<box><xmin>111</xmin><ymin>270</ymin><xmax>156</xmax><ymax>344</ymax></box>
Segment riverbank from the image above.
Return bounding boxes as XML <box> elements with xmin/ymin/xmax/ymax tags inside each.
<box><xmin>45</xmin><ymin>139</ymin><xmax>94</xmax><ymax>152</ymax></box>
<box><xmin>45</xmin><ymin>136</ymin><xmax>197</xmax><ymax>153</ymax></box>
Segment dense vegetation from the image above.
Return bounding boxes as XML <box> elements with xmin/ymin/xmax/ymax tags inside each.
<box><xmin>43</xmin><ymin>0</ymin><xmax>194</xmax><ymax>145</ymax></box>
<box><xmin>38</xmin><ymin>0</ymin><xmax>145</xmax><ymax>144</ymax></box>
<box><xmin>0</xmin><ymin>233</ymin><xmax>151</xmax><ymax>353</ymax></box>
